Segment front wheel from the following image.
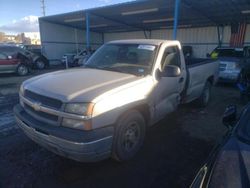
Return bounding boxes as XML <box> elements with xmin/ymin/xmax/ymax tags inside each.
<box><xmin>17</xmin><ymin>64</ymin><xmax>29</xmax><ymax>76</ymax></box>
<box><xmin>112</xmin><ymin>110</ymin><xmax>146</xmax><ymax>162</ymax></box>
<box><xmin>196</xmin><ymin>81</ymin><xmax>211</xmax><ymax>107</ymax></box>
<box><xmin>36</xmin><ymin>59</ymin><xmax>46</xmax><ymax>70</ymax></box>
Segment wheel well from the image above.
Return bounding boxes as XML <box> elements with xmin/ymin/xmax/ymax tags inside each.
<box><xmin>133</xmin><ymin>104</ymin><xmax>151</xmax><ymax>126</ymax></box>
<box><xmin>207</xmin><ymin>76</ymin><xmax>214</xmax><ymax>85</ymax></box>
<box><xmin>114</xmin><ymin>104</ymin><xmax>151</xmax><ymax>129</ymax></box>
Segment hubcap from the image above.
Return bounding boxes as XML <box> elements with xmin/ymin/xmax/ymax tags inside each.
<box><xmin>123</xmin><ymin>122</ymin><xmax>140</xmax><ymax>152</ymax></box>
<box><xmin>18</xmin><ymin>65</ymin><xmax>27</xmax><ymax>75</ymax></box>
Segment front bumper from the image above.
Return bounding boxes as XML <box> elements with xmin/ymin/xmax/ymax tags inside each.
<box><xmin>14</xmin><ymin>104</ymin><xmax>114</xmax><ymax>162</ymax></box>
<box><xmin>218</xmin><ymin>71</ymin><xmax>240</xmax><ymax>83</ymax></box>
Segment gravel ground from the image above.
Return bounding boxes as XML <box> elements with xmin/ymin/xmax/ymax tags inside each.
<box><xmin>0</xmin><ymin>72</ymin><xmax>244</xmax><ymax>188</ymax></box>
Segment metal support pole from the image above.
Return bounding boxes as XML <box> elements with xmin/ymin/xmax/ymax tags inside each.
<box><xmin>65</xmin><ymin>56</ymin><xmax>68</xmax><ymax>69</ymax></box>
<box><xmin>85</xmin><ymin>12</ymin><xmax>90</xmax><ymax>53</ymax></box>
<box><xmin>173</xmin><ymin>0</ymin><xmax>180</xmax><ymax>40</ymax></box>
<box><xmin>102</xmin><ymin>33</ymin><xmax>105</xmax><ymax>44</ymax></box>
<box><xmin>217</xmin><ymin>25</ymin><xmax>223</xmax><ymax>47</ymax></box>
<box><xmin>143</xmin><ymin>30</ymin><xmax>148</xmax><ymax>39</ymax></box>
<box><xmin>217</xmin><ymin>26</ymin><xmax>220</xmax><ymax>47</ymax></box>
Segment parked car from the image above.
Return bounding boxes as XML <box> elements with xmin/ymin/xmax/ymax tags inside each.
<box><xmin>62</xmin><ymin>49</ymin><xmax>96</xmax><ymax>67</ymax></box>
<box><xmin>21</xmin><ymin>45</ymin><xmax>49</xmax><ymax>69</ymax></box>
<box><xmin>14</xmin><ymin>39</ymin><xmax>219</xmax><ymax>162</ymax></box>
<box><xmin>0</xmin><ymin>45</ymin><xmax>49</xmax><ymax>70</ymax></box>
<box><xmin>0</xmin><ymin>49</ymin><xmax>31</xmax><ymax>76</ymax></box>
<box><xmin>21</xmin><ymin>45</ymin><xmax>41</xmax><ymax>55</ymax></box>
<box><xmin>190</xmin><ymin>104</ymin><xmax>250</xmax><ymax>188</ymax></box>
<box><xmin>74</xmin><ymin>49</ymin><xmax>96</xmax><ymax>66</ymax></box>
<box><xmin>209</xmin><ymin>47</ymin><xmax>250</xmax><ymax>83</ymax></box>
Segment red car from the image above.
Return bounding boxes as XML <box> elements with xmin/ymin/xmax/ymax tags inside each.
<box><xmin>0</xmin><ymin>47</ymin><xmax>31</xmax><ymax>76</ymax></box>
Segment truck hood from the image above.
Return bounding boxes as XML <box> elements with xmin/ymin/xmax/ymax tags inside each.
<box><xmin>23</xmin><ymin>68</ymin><xmax>142</xmax><ymax>102</ymax></box>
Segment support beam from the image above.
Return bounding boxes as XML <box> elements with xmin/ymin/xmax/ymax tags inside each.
<box><xmin>173</xmin><ymin>0</ymin><xmax>180</xmax><ymax>39</ymax></box>
<box><xmin>85</xmin><ymin>12</ymin><xmax>90</xmax><ymax>51</ymax></box>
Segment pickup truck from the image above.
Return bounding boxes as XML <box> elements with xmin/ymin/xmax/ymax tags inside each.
<box><xmin>14</xmin><ymin>40</ymin><xmax>219</xmax><ymax>162</ymax></box>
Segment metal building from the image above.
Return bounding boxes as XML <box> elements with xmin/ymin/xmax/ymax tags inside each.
<box><xmin>39</xmin><ymin>0</ymin><xmax>250</xmax><ymax>64</ymax></box>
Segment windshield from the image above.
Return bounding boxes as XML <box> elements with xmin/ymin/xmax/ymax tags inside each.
<box><xmin>84</xmin><ymin>43</ymin><xmax>158</xmax><ymax>76</ymax></box>
<box><xmin>210</xmin><ymin>48</ymin><xmax>244</xmax><ymax>58</ymax></box>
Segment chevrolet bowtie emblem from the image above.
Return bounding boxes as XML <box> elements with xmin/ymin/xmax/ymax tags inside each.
<box><xmin>32</xmin><ymin>102</ymin><xmax>42</xmax><ymax>111</ymax></box>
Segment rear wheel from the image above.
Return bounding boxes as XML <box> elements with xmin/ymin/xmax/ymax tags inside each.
<box><xmin>196</xmin><ymin>81</ymin><xmax>211</xmax><ymax>107</ymax></box>
<box><xmin>112</xmin><ymin>110</ymin><xmax>146</xmax><ymax>162</ymax></box>
<box><xmin>17</xmin><ymin>64</ymin><xmax>28</xmax><ymax>76</ymax></box>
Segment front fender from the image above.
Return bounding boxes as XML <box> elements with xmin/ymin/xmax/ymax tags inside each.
<box><xmin>91</xmin><ymin>99</ymin><xmax>151</xmax><ymax>129</ymax></box>
<box><xmin>90</xmin><ymin>76</ymin><xmax>154</xmax><ymax>129</ymax></box>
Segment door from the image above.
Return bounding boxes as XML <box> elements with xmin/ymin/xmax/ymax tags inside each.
<box><xmin>154</xmin><ymin>45</ymin><xmax>186</xmax><ymax>121</ymax></box>
<box><xmin>0</xmin><ymin>53</ymin><xmax>18</xmax><ymax>72</ymax></box>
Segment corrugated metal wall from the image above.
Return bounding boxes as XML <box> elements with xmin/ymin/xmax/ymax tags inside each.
<box><xmin>104</xmin><ymin>25</ymin><xmax>249</xmax><ymax>58</ymax></box>
<box><xmin>39</xmin><ymin>20</ymin><xmax>103</xmax><ymax>64</ymax></box>
<box><xmin>40</xmin><ymin>22</ymin><xmax>250</xmax><ymax>61</ymax></box>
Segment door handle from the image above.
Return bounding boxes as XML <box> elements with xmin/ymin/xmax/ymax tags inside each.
<box><xmin>179</xmin><ymin>77</ymin><xmax>184</xmax><ymax>83</ymax></box>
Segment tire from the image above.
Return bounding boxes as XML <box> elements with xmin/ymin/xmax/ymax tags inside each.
<box><xmin>17</xmin><ymin>64</ymin><xmax>29</xmax><ymax>76</ymax></box>
<box><xmin>72</xmin><ymin>59</ymin><xmax>79</xmax><ymax>67</ymax></box>
<box><xmin>196</xmin><ymin>81</ymin><xmax>211</xmax><ymax>107</ymax></box>
<box><xmin>112</xmin><ymin>110</ymin><xmax>146</xmax><ymax>162</ymax></box>
<box><xmin>36</xmin><ymin>59</ymin><xmax>46</xmax><ymax>70</ymax></box>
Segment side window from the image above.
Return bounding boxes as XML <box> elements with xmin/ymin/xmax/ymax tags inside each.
<box><xmin>0</xmin><ymin>53</ymin><xmax>7</xmax><ymax>60</ymax></box>
<box><xmin>161</xmin><ymin>46</ymin><xmax>181</xmax><ymax>69</ymax></box>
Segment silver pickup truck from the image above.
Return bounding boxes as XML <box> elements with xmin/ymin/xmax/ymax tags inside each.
<box><xmin>14</xmin><ymin>40</ymin><xmax>219</xmax><ymax>162</ymax></box>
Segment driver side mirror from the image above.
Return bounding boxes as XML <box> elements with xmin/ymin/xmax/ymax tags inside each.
<box><xmin>222</xmin><ymin>105</ymin><xmax>237</xmax><ymax>128</ymax></box>
<box><xmin>161</xmin><ymin>65</ymin><xmax>181</xmax><ymax>77</ymax></box>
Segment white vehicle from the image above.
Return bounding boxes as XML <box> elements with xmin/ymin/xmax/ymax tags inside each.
<box><xmin>14</xmin><ymin>40</ymin><xmax>219</xmax><ymax>162</ymax></box>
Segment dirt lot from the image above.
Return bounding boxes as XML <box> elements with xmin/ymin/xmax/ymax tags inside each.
<box><xmin>0</xmin><ymin>70</ymin><xmax>244</xmax><ymax>188</ymax></box>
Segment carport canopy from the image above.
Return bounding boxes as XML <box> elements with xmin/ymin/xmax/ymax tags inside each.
<box><xmin>40</xmin><ymin>0</ymin><xmax>250</xmax><ymax>34</ymax></box>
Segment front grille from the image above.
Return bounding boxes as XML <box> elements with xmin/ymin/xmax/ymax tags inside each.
<box><xmin>24</xmin><ymin>90</ymin><xmax>62</xmax><ymax>109</ymax></box>
<box><xmin>24</xmin><ymin>103</ymin><xmax>58</xmax><ymax>122</ymax></box>
<box><xmin>23</xmin><ymin>89</ymin><xmax>62</xmax><ymax>125</ymax></box>
<box><xmin>219</xmin><ymin>64</ymin><xmax>226</xmax><ymax>71</ymax></box>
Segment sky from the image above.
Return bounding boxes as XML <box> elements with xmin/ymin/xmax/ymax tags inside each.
<box><xmin>0</xmin><ymin>0</ymin><xmax>133</xmax><ymax>34</ymax></box>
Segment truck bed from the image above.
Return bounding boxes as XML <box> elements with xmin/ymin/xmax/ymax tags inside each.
<box><xmin>185</xmin><ymin>58</ymin><xmax>214</xmax><ymax>67</ymax></box>
<box><xmin>182</xmin><ymin>58</ymin><xmax>219</xmax><ymax>104</ymax></box>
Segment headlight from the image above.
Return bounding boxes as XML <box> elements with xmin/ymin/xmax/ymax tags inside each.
<box><xmin>63</xmin><ymin>103</ymin><xmax>94</xmax><ymax>130</ymax></box>
<box><xmin>64</xmin><ymin>103</ymin><xmax>93</xmax><ymax>116</ymax></box>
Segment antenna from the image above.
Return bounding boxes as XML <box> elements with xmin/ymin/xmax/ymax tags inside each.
<box><xmin>41</xmin><ymin>0</ymin><xmax>46</xmax><ymax>16</ymax></box>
